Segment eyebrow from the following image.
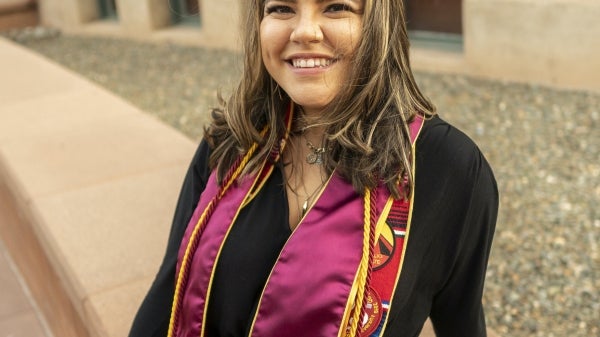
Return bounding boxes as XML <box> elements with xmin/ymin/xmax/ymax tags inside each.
<box><xmin>264</xmin><ymin>0</ymin><xmax>361</xmax><ymax>4</ymax></box>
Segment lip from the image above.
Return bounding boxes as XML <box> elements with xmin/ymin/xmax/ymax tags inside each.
<box><xmin>285</xmin><ymin>52</ymin><xmax>336</xmax><ymax>60</ymax></box>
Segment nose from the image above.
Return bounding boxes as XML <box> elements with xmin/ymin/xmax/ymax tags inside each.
<box><xmin>290</xmin><ymin>13</ymin><xmax>323</xmax><ymax>43</ymax></box>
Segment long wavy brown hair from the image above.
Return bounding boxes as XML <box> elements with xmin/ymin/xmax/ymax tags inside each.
<box><xmin>205</xmin><ymin>0</ymin><xmax>435</xmax><ymax>198</ymax></box>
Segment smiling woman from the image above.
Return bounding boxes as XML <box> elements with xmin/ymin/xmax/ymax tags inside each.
<box><xmin>128</xmin><ymin>1</ymin><xmax>498</xmax><ymax>337</ymax></box>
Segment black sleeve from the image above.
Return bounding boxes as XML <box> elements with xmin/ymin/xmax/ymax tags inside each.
<box><xmin>429</xmin><ymin>147</ymin><xmax>498</xmax><ymax>337</ymax></box>
<box><xmin>129</xmin><ymin>140</ymin><xmax>212</xmax><ymax>337</ymax></box>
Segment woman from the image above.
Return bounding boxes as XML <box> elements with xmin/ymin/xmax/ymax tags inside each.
<box><xmin>129</xmin><ymin>0</ymin><xmax>498</xmax><ymax>336</ymax></box>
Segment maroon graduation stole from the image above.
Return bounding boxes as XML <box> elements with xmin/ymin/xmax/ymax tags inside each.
<box><xmin>168</xmin><ymin>104</ymin><xmax>424</xmax><ymax>337</ymax></box>
<box><xmin>353</xmin><ymin>193</ymin><xmax>413</xmax><ymax>337</ymax></box>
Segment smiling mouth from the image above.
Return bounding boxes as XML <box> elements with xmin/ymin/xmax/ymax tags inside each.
<box><xmin>289</xmin><ymin>58</ymin><xmax>335</xmax><ymax>68</ymax></box>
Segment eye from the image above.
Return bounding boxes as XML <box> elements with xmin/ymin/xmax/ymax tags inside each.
<box><xmin>325</xmin><ymin>3</ymin><xmax>352</xmax><ymax>13</ymax></box>
<box><xmin>265</xmin><ymin>5</ymin><xmax>294</xmax><ymax>15</ymax></box>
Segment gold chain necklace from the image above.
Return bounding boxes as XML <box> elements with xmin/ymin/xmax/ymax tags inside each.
<box><xmin>286</xmin><ymin>173</ymin><xmax>327</xmax><ymax>219</ymax></box>
<box><xmin>299</xmin><ymin>178</ymin><xmax>326</xmax><ymax>217</ymax></box>
<box><xmin>285</xmin><ymin>132</ymin><xmax>328</xmax><ymax>222</ymax></box>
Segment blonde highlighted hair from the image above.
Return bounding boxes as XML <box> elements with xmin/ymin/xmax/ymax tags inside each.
<box><xmin>205</xmin><ymin>0</ymin><xmax>435</xmax><ymax>198</ymax></box>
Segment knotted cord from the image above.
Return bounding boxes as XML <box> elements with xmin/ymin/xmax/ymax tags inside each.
<box><xmin>347</xmin><ymin>187</ymin><xmax>378</xmax><ymax>336</ymax></box>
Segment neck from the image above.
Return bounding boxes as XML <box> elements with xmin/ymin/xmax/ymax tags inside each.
<box><xmin>298</xmin><ymin>105</ymin><xmax>324</xmax><ymax>119</ymax></box>
<box><xmin>295</xmin><ymin>109</ymin><xmax>326</xmax><ymax>144</ymax></box>
<box><xmin>302</xmin><ymin>127</ymin><xmax>326</xmax><ymax>147</ymax></box>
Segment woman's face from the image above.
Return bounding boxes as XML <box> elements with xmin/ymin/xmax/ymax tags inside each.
<box><xmin>260</xmin><ymin>0</ymin><xmax>364</xmax><ymax>115</ymax></box>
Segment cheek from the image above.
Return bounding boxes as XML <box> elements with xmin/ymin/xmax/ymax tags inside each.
<box><xmin>348</xmin><ymin>23</ymin><xmax>363</xmax><ymax>53</ymax></box>
<box><xmin>352</xmin><ymin>26</ymin><xmax>362</xmax><ymax>49</ymax></box>
<box><xmin>259</xmin><ymin>24</ymin><xmax>269</xmax><ymax>60</ymax></box>
<box><xmin>259</xmin><ymin>22</ymin><xmax>283</xmax><ymax>60</ymax></box>
<box><xmin>328</xmin><ymin>21</ymin><xmax>363</xmax><ymax>54</ymax></box>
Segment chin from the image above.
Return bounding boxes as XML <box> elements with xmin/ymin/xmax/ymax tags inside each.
<box><xmin>289</xmin><ymin>96</ymin><xmax>334</xmax><ymax>115</ymax></box>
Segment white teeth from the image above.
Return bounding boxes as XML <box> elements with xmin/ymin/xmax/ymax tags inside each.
<box><xmin>292</xmin><ymin>58</ymin><xmax>332</xmax><ymax>68</ymax></box>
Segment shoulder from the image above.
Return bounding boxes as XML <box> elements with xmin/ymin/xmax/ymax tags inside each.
<box><xmin>413</xmin><ymin>115</ymin><xmax>497</xmax><ymax>214</ymax></box>
<box><xmin>417</xmin><ymin>115</ymin><xmax>480</xmax><ymax>162</ymax></box>
<box><xmin>190</xmin><ymin>138</ymin><xmax>212</xmax><ymax>169</ymax></box>
<box><xmin>191</xmin><ymin>138</ymin><xmax>212</xmax><ymax>166</ymax></box>
<box><xmin>415</xmin><ymin>115</ymin><xmax>490</xmax><ymax>182</ymax></box>
<box><xmin>186</xmin><ymin>138</ymin><xmax>213</xmax><ymax>188</ymax></box>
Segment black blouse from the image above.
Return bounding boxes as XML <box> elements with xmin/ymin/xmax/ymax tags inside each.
<box><xmin>129</xmin><ymin>115</ymin><xmax>498</xmax><ymax>337</ymax></box>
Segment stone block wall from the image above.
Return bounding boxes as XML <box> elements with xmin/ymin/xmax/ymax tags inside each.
<box><xmin>464</xmin><ymin>0</ymin><xmax>600</xmax><ymax>91</ymax></box>
<box><xmin>38</xmin><ymin>0</ymin><xmax>204</xmax><ymax>34</ymax></box>
<box><xmin>35</xmin><ymin>0</ymin><xmax>600</xmax><ymax>92</ymax></box>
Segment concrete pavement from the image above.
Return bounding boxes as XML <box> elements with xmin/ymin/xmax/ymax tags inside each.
<box><xmin>0</xmin><ymin>36</ymin><xmax>196</xmax><ymax>337</ymax></box>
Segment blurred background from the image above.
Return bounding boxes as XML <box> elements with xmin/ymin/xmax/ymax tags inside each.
<box><xmin>0</xmin><ymin>1</ymin><xmax>598</xmax><ymax>337</ymax></box>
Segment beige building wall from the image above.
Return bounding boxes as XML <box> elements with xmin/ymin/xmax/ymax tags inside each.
<box><xmin>38</xmin><ymin>0</ymin><xmax>202</xmax><ymax>34</ymax></box>
<box><xmin>36</xmin><ymin>0</ymin><xmax>600</xmax><ymax>92</ymax></box>
<box><xmin>202</xmin><ymin>0</ymin><xmax>241</xmax><ymax>48</ymax></box>
<box><xmin>464</xmin><ymin>0</ymin><xmax>600</xmax><ymax>92</ymax></box>
<box><xmin>116</xmin><ymin>0</ymin><xmax>171</xmax><ymax>33</ymax></box>
<box><xmin>39</xmin><ymin>0</ymin><xmax>97</xmax><ymax>27</ymax></box>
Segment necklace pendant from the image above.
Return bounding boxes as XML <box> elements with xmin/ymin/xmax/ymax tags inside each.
<box><xmin>301</xmin><ymin>199</ymin><xmax>309</xmax><ymax>216</ymax></box>
<box><xmin>306</xmin><ymin>152</ymin><xmax>323</xmax><ymax>165</ymax></box>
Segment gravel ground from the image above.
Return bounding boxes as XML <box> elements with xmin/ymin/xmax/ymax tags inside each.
<box><xmin>7</xmin><ymin>31</ymin><xmax>599</xmax><ymax>337</ymax></box>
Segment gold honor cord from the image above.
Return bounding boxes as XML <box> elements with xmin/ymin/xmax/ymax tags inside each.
<box><xmin>167</xmin><ymin>140</ymin><xmax>261</xmax><ymax>337</ymax></box>
<box><xmin>167</xmin><ymin>104</ymin><xmax>294</xmax><ymax>337</ymax></box>
<box><xmin>346</xmin><ymin>188</ymin><xmax>375</xmax><ymax>336</ymax></box>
